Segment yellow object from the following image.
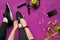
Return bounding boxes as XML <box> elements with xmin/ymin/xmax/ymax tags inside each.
<box><xmin>44</xmin><ymin>32</ymin><xmax>58</xmax><ymax>40</ymax></box>
<box><xmin>48</xmin><ymin>27</ymin><xmax>51</xmax><ymax>31</ymax></box>
<box><xmin>52</xmin><ymin>20</ymin><xmax>58</xmax><ymax>25</ymax></box>
<box><xmin>31</xmin><ymin>0</ymin><xmax>37</xmax><ymax>6</ymax></box>
<box><xmin>54</xmin><ymin>26</ymin><xmax>60</xmax><ymax>32</ymax></box>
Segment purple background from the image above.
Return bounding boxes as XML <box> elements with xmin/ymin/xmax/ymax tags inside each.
<box><xmin>0</xmin><ymin>0</ymin><xmax>60</xmax><ymax>40</ymax></box>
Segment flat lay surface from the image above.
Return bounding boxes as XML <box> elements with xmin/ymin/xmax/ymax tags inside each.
<box><xmin>0</xmin><ymin>0</ymin><xmax>60</xmax><ymax>40</ymax></box>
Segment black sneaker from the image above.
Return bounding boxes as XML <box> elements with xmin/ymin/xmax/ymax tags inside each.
<box><xmin>3</xmin><ymin>3</ymin><xmax>13</xmax><ymax>26</ymax></box>
<box><xmin>16</xmin><ymin>11</ymin><xmax>23</xmax><ymax>23</ymax></box>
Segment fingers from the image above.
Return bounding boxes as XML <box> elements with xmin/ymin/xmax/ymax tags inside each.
<box><xmin>14</xmin><ymin>20</ymin><xmax>18</xmax><ymax>29</ymax></box>
<box><xmin>20</xmin><ymin>19</ymin><xmax>27</xmax><ymax>27</ymax></box>
<box><xmin>13</xmin><ymin>19</ymin><xmax>27</xmax><ymax>29</ymax></box>
<box><xmin>14</xmin><ymin>20</ymin><xmax>18</xmax><ymax>26</ymax></box>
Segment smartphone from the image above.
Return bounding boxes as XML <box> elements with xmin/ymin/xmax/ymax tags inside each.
<box><xmin>47</xmin><ymin>9</ymin><xmax>57</xmax><ymax>17</ymax></box>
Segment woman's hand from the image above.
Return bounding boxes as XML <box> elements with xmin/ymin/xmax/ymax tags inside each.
<box><xmin>13</xmin><ymin>20</ymin><xmax>18</xmax><ymax>30</ymax></box>
<box><xmin>20</xmin><ymin>19</ymin><xmax>27</xmax><ymax>27</ymax></box>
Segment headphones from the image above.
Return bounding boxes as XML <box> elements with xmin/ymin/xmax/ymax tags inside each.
<box><xmin>17</xmin><ymin>0</ymin><xmax>40</xmax><ymax>15</ymax></box>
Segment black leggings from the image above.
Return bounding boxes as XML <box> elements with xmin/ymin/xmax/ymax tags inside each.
<box><xmin>0</xmin><ymin>22</ymin><xmax>28</xmax><ymax>40</ymax></box>
<box><xmin>0</xmin><ymin>22</ymin><xmax>7</xmax><ymax>40</ymax></box>
<box><xmin>18</xmin><ymin>28</ymin><xmax>28</xmax><ymax>40</ymax></box>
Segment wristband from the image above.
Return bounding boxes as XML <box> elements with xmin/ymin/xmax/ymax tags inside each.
<box><xmin>23</xmin><ymin>26</ymin><xmax>28</xmax><ymax>29</ymax></box>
